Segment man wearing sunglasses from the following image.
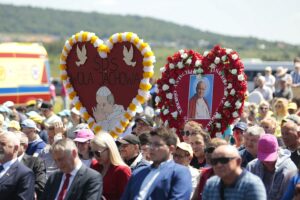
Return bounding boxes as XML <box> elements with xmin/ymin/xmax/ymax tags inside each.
<box><xmin>203</xmin><ymin>145</ymin><xmax>266</xmax><ymax>200</ymax></box>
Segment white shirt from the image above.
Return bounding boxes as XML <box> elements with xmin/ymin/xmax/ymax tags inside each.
<box><xmin>55</xmin><ymin>161</ymin><xmax>82</xmax><ymax>200</ymax></box>
<box><xmin>17</xmin><ymin>153</ymin><xmax>25</xmax><ymax>162</ymax></box>
<box><xmin>195</xmin><ymin>98</ymin><xmax>210</xmax><ymax>119</ymax></box>
<box><xmin>189</xmin><ymin>166</ymin><xmax>200</xmax><ymax>199</ymax></box>
<box><xmin>137</xmin><ymin>160</ymin><xmax>172</xmax><ymax>200</ymax></box>
<box><xmin>264</xmin><ymin>74</ymin><xmax>275</xmax><ymax>92</ymax></box>
<box><xmin>0</xmin><ymin>157</ymin><xmax>18</xmax><ymax>178</ymax></box>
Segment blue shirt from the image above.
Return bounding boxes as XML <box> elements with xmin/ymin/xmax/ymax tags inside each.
<box><xmin>203</xmin><ymin>170</ymin><xmax>266</xmax><ymax>200</ymax></box>
<box><xmin>26</xmin><ymin>137</ymin><xmax>46</xmax><ymax>156</ymax></box>
<box><xmin>281</xmin><ymin>173</ymin><xmax>300</xmax><ymax>200</ymax></box>
<box><xmin>239</xmin><ymin>149</ymin><xmax>255</xmax><ymax>168</ymax></box>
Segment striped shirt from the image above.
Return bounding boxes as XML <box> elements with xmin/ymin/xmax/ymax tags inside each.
<box><xmin>291</xmin><ymin>71</ymin><xmax>300</xmax><ymax>84</ymax></box>
<box><xmin>202</xmin><ymin>170</ymin><xmax>266</xmax><ymax>200</ymax></box>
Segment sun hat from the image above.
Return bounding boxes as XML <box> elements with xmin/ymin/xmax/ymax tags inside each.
<box><xmin>177</xmin><ymin>142</ymin><xmax>193</xmax><ymax>157</ymax></box>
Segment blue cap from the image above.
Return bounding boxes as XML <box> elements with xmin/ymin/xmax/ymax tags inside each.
<box><xmin>233</xmin><ymin>122</ymin><xmax>248</xmax><ymax>132</ymax></box>
<box><xmin>21</xmin><ymin>119</ymin><xmax>40</xmax><ymax>132</ymax></box>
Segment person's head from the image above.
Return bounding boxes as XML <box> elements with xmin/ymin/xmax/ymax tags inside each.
<box><xmin>90</xmin><ymin>132</ymin><xmax>126</xmax><ymax>166</ymax></box>
<box><xmin>149</xmin><ymin>127</ymin><xmax>177</xmax><ymax>167</ymax></box>
<box><xmin>182</xmin><ymin>121</ymin><xmax>203</xmax><ymax>143</ymax></box>
<box><xmin>274</xmin><ymin>98</ymin><xmax>289</xmax><ymax>117</ymax></box>
<box><xmin>95</xmin><ymin>86</ymin><xmax>114</xmax><ymax>114</ymax></box>
<box><xmin>173</xmin><ymin>142</ymin><xmax>193</xmax><ymax>166</ymax></box>
<box><xmin>232</xmin><ymin>121</ymin><xmax>247</xmax><ymax>147</ymax></box>
<box><xmin>134</xmin><ymin>116</ymin><xmax>153</xmax><ymax>136</ymax></box>
<box><xmin>0</xmin><ymin>114</ymin><xmax>4</xmax><ymax>131</ymax></box>
<box><xmin>281</xmin><ymin>120</ymin><xmax>300</xmax><ymax>151</ymax></box>
<box><xmin>8</xmin><ymin>120</ymin><xmax>21</xmax><ymax>132</ymax></box>
<box><xmin>258</xmin><ymin>134</ymin><xmax>279</xmax><ymax>172</ymax></box>
<box><xmin>117</xmin><ymin>134</ymin><xmax>140</xmax><ymax>161</ymax></box>
<box><xmin>260</xmin><ymin>117</ymin><xmax>277</xmax><ymax>135</ymax></box>
<box><xmin>73</xmin><ymin>129</ymin><xmax>94</xmax><ymax>158</ymax></box>
<box><xmin>294</xmin><ymin>57</ymin><xmax>300</xmax><ymax>72</ymax></box>
<box><xmin>288</xmin><ymin>102</ymin><xmax>298</xmax><ymax>115</ymax></box>
<box><xmin>257</xmin><ymin>76</ymin><xmax>265</xmax><ymax>88</ymax></box>
<box><xmin>0</xmin><ymin>131</ymin><xmax>20</xmax><ymax>163</ymax></box>
<box><xmin>211</xmin><ymin>145</ymin><xmax>242</xmax><ymax>181</ymax></box>
<box><xmin>47</xmin><ymin>121</ymin><xmax>65</xmax><ymax>145</ymax></box>
<box><xmin>258</xmin><ymin>101</ymin><xmax>270</xmax><ymax>118</ymax></box>
<box><xmin>264</xmin><ymin>66</ymin><xmax>272</xmax><ymax>76</ymax></box>
<box><xmin>189</xmin><ymin>127</ymin><xmax>211</xmax><ymax>159</ymax></box>
<box><xmin>14</xmin><ymin>131</ymin><xmax>29</xmax><ymax>156</ymax></box>
<box><xmin>138</xmin><ymin>132</ymin><xmax>151</xmax><ymax>161</ymax></box>
<box><xmin>204</xmin><ymin>138</ymin><xmax>228</xmax><ymax>165</ymax></box>
<box><xmin>196</xmin><ymin>80</ymin><xmax>206</xmax><ymax>98</ymax></box>
<box><xmin>40</xmin><ymin>102</ymin><xmax>54</xmax><ymax>118</ymax></box>
<box><xmin>243</xmin><ymin>125</ymin><xmax>265</xmax><ymax>156</ymax></box>
<box><xmin>51</xmin><ymin>138</ymin><xmax>80</xmax><ymax>174</ymax></box>
<box><xmin>20</xmin><ymin>119</ymin><xmax>39</xmax><ymax>141</ymax></box>
<box><xmin>70</xmin><ymin>107</ymin><xmax>81</xmax><ymax>125</ymax></box>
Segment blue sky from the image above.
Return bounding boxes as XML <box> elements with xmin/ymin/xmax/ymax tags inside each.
<box><xmin>1</xmin><ymin>0</ymin><xmax>300</xmax><ymax>45</ymax></box>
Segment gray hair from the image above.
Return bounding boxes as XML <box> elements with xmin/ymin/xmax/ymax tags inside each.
<box><xmin>51</xmin><ymin>138</ymin><xmax>78</xmax><ymax>155</ymax></box>
<box><xmin>245</xmin><ymin>125</ymin><xmax>265</xmax><ymax>137</ymax></box>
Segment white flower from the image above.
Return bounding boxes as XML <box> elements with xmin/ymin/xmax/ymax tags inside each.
<box><xmin>230</xmin><ymin>89</ymin><xmax>236</xmax><ymax>96</ymax></box>
<box><xmin>169</xmin><ymin>63</ymin><xmax>175</xmax><ymax>69</ymax></box>
<box><xmin>231</xmin><ymin>54</ymin><xmax>238</xmax><ymax>60</ymax></box>
<box><xmin>186</xmin><ymin>58</ymin><xmax>192</xmax><ymax>65</ymax></box>
<box><xmin>171</xmin><ymin>111</ymin><xmax>178</xmax><ymax>119</ymax></box>
<box><xmin>235</xmin><ymin>101</ymin><xmax>242</xmax><ymax>109</ymax></box>
<box><xmin>232</xmin><ymin>111</ymin><xmax>239</xmax><ymax>118</ymax></box>
<box><xmin>160</xmin><ymin>67</ymin><xmax>166</xmax><ymax>73</ymax></box>
<box><xmin>155</xmin><ymin>87</ymin><xmax>159</xmax><ymax>93</ymax></box>
<box><xmin>196</xmin><ymin>68</ymin><xmax>203</xmax><ymax>74</ymax></box>
<box><xmin>163</xmin><ymin>109</ymin><xmax>169</xmax><ymax>115</ymax></box>
<box><xmin>177</xmin><ymin>62</ymin><xmax>184</xmax><ymax>69</ymax></box>
<box><xmin>162</xmin><ymin>84</ymin><xmax>169</xmax><ymax>91</ymax></box>
<box><xmin>169</xmin><ymin>78</ymin><xmax>175</xmax><ymax>84</ymax></box>
<box><xmin>224</xmin><ymin>90</ymin><xmax>228</xmax><ymax>96</ymax></box>
<box><xmin>166</xmin><ymin>93</ymin><xmax>173</xmax><ymax>99</ymax></box>
<box><xmin>227</xmin><ymin>83</ymin><xmax>233</xmax><ymax>89</ymax></box>
<box><xmin>224</xmin><ymin>101</ymin><xmax>231</xmax><ymax>107</ymax></box>
<box><xmin>214</xmin><ymin>57</ymin><xmax>220</xmax><ymax>64</ymax></box>
<box><xmin>231</xmin><ymin>69</ymin><xmax>237</xmax><ymax>75</ymax></box>
<box><xmin>181</xmin><ymin>53</ymin><xmax>188</xmax><ymax>59</ymax></box>
<box><xmin>215</xmin><ymin>112</ymin><xmax>222</xmax><ymax>119</ymax></box>
<box><xmin>226</xmin><ymin>48</ymin><xmax>233</xmax><ymax>54</ymax></box>
<box><xmin>216</xmin><ymin>132</ymin><xmax>223</xmax><ymax>138</ymax></box>
<box><xmin>238</xmin><ymin>74</ymin><xmax>245</xmax><ymax>81</ymax></box>
<box><xmin>179</xmin><ymin>49</ymin><xmax>185</xmax><ymax>54</ymax></box>
<box><xmin>221</xmin><ymin>55</ymin><xmax>227</xmax><ymax>61</ymax></box>
<box><xmin>209</xmin><ymin>63</ymin><xmax>216</xmax><ymax>70</ymax></box>
<box><xmin>195</xmin><ymin>60</ymin><xmax>202</xmax><ymax>67</ymax></box>
<box><xmin>155</xmin><ymin>96</ymin><xmax>161</xmax><ymax>104</ymax></box>
<box><xmin>204</xmin><ymin>51</ymin><xmax>209</xmax><ymax>57</ymax></box>
<box><xmin>216</xmin><ymin>123</ymin><xmax>221</xmax><ymax>129</ymax></box>
<box><xmin>164</xmin><ymin>120</ymin><xmax>169</xmax><ymax>127</ymax></box>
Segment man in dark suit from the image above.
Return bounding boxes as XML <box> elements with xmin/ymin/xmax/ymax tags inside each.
<box><xmin>16</xmin><ymin>131</ymin><xmax>46</xmax><ymax>200</ymax></box>
<box><xmin>42</xmin><ymin>138</ymin><xmax>103</xmax><ymax>200</ymax></box>
<box><xmin>0</xmin><ymin>131</ymin><xmax>35</xmax><ymax>200</ymax></box>
<box><xmin>121</xmin><ymin>127</ymin><xmax>192</xmax><ymax>200</ymax></box>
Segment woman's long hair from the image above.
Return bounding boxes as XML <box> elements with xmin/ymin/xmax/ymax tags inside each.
<box><xmin>91</xmin><ymin>131</ymin><xmax>126</xmax><ymax>166</ymax></box>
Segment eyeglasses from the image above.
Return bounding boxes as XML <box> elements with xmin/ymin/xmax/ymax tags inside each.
<box><xmin>173</xmin><ymin>153</ymin><xmax>189</xmax><ymax>159</ymax></box>
<box><xmin>92</xmin><ymin>149</ymin><xmax>108</xmax><ymax>157</ymax></box>
<box><xmin>210</xmin><ymin>157</ymin><xmax>236</xmax><ymax>166</ymax></box>
<box><xmin>259</xmin><ymin>107</ymin><xmax>269</xmax><ymax>111</ymax></box>
<box><xmin>180</xmin><ymin>130</ymin><xmax>190</xmax><ymax>136</ymax></box>
<box><xmin>204</xmin><ymin>147</ymin><xmax>215</xmax><ymax>154</ymax></box>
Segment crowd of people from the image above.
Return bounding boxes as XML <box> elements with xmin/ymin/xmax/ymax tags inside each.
<box><xmin>1</xmin><ymin>57</ymin><xmax>300</xmax><ymax>200</ymax></box>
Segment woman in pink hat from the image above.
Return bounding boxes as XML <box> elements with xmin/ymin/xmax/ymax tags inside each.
<box><xmin>73</xmin><ymin>128</ymin><xmax>95</xmax><ymax>167</ymax></box>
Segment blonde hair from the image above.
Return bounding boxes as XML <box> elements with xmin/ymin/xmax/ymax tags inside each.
<box><xmin>91</xmin><ymin>132</ymin><xmax>126</xmax><ymax>166</ymax></box>
<box><xmin>274</xmin><ymin>98</ymin><xmax>289</xmax><ymax>117</ymax></box>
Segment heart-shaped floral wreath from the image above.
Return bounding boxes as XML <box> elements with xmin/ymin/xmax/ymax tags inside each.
<box><xmin>60</xmin><ymin>31</ymin><xmax>155</xmax><ymax>137</ymax></box>
<box><xmin>155</xmin><ymin>46</ymin><xmax>247</xmax><ymax>137</ymax></box>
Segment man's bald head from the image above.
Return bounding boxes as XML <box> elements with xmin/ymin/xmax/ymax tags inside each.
<box><xmin>0</xmin><ymin>131</ymin><xmax>20</xmax><ymax>163</ymax></box>
<box><xmin>212</xmin><ymin>145</ymin><xmax>241</xmax><ymax>159</ymax></box>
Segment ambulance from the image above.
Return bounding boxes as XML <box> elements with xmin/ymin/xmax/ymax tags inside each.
<box><xmin>0</xmin><ymin>43</ymin><xmax>51</xmax><ymax>104</ymax></box>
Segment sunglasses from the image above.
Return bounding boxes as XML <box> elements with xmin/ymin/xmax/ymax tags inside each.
<box><xmin>211</xmin><ymin>157</ymin><xmax>236</xmax><ymax>166</ymax></box>
<box><xmin>92</xmin><ymin>149</ymin><xmax>107</xmax><ymax>157</ymax></box>
<box><xmin>204</xmin><ymin>147</ymin><xmax>215</xmax><ymax>154</ymax></box>
<box><xmin>180</xmin><ymin>130</ymin><xmax>190</xmax><ymax>136</ymax></box>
